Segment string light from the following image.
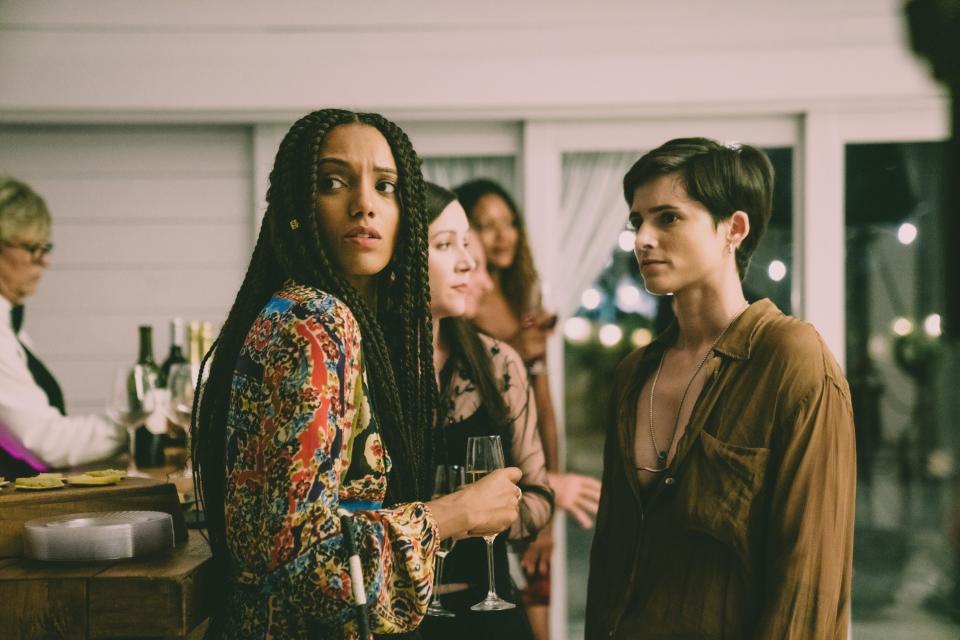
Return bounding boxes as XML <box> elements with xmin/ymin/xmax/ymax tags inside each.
<box><xmin>615</xmin><ymin>282</ymin><xmax>642</xmax><ymax>312</ymax></box>
<box><xmin>923</xmin><ymin>313</ymin><xmax>942</xmax><ymax>338</ymax></box>
<box><xmin>564</xmin><ymin>317</ymin><xmax>592</xmax><ymax>343</ymax></box>
<box><xmin>581</xmin><ymin>288</ymin><xmax>602</xmax><ymax>310</ymax></box>
<box><xmin>631</xmin><ymin>328</ymin><xmax>653</xmax><ymax>348</ymax></box>
<box><xmin>598</xmin><ymin>324</ymin><xmax>623</xmax><ymax>347</ymax></box>
<box><xmin>897</xmin><ymin>223</ymin><xmax>918</xmax><ymax>245</ymax></box>
<box><xmin>892</xmin><ymin>317</ymin><xmax>913</xmax><ymax>336</ymax></box>
<box><xmin>767</xmin><ymin>260</ymin><xmax>787</xmax><ymax>282</ymax></box>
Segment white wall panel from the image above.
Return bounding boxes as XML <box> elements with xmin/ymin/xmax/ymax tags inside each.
<box><xmin>51</xmin><ymin>222</ymin><xmax>249</xmax><ymax>267</ymax></box>
<box><xmin>32</xmin><ymin>267</ymin><xmax>243</xmax><ymax>314</ymax></box>
<box><xmin>22</xmin><ymin>177</ymin><xmax>251</xmax><ymax>223</ymax></box>
<box><xmin>0</xmin><ymin>124</ymin><xmax>252</xmax><ymax>412</ymax></box>
<box><xmin>0</xmin><ymin>1</ymin><xmax>941</xmax><ymax>121</ymax></box>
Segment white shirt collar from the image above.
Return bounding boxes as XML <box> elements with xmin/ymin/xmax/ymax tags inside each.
<box><xmin>0</xmin><ymin>295</ymin><xmax>13</xmax><ymax>331</ymax></box>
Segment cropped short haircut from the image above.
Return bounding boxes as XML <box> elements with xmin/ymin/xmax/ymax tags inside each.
<box><xmin>622</xmin><ymin>137</ymin><xmax>774</xmax><ymax>279</ymax></box>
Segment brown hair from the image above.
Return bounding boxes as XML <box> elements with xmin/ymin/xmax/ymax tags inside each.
<box><xmin>622</xmin><ymin>137</ymin><xmax>774</xmax><ymax>279</ymax></box>
<box><xmin>454</xmin><ymin>178</ymin><xmax>539</xmax><ymax>316</ymax></box>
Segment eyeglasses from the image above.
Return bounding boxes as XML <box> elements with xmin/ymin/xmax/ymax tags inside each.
<box><xmin>2</xmin><ymin>241</ymin><xmax>54</xmax><ymax>263</ymax></box>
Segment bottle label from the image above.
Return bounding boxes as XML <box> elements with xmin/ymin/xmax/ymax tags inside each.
<box><xmin>144</xmin><ymin>389</ymin><xmax>170</xmax><ymax>435</ymax></box>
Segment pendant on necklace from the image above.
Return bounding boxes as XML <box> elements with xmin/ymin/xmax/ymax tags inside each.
<box><xmin>657</xmin><ymin>451</ymin><xmax>667</xmax><ymax>463</ymax></box>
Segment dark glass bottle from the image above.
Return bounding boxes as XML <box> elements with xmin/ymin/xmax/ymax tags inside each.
<box><xmin>158</xmin><ymin>318</ymin><xmax>187</xmax><ymax>388</ymax></box>
<box><xmin>132</xmin><ymin>325</ymin><xmax>165</xmax><ymax>468</ymax></box>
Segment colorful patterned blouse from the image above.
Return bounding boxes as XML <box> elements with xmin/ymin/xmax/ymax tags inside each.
<box><xmin>222</xmin><ymin>282</ymin><xmax>439</xmax><ymax>639</ymax></box>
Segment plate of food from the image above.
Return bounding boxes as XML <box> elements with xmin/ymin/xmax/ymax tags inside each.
<box><xmin>15</xmin><ymin>476</ymin><xmax>65</xmax><ymax>490</ymax></box>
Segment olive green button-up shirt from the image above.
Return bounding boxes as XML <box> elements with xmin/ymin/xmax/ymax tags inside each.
<box><xmin>585</xmin><ymin>300</ymin><xmax>855</xmax><ymax>640</ymax></box>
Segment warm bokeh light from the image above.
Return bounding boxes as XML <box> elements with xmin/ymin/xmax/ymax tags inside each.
<box><xmin>892</xmin><ymin>317</ymin><xmax>913</xmax><ymax>336</ymax></box>
<box><xmin>923</xmin><ymin>313</ymin><xmax>942</xmax><ymax>338</ymax></box>
<box><xmin>581</xmin><ymin>288</ymin><xmax>602</xmax><ymax>310</ymax></box>
<box><xmin>598</xmin><ymin>323</ymin><xmax>623</xmax><ymax>347</ymax></box>
<box><xmin>868</xmin><ymin>334</ymin><xmax>888</xmax><ymax>360</ymax></box>
<box><xmin>897</xmin><ymin>222</ymin><xmax>918</xmax><ymax>245</ymax></box>
<box><xmin>631</xmin><ymin>327</ymin><xmax>653</xmax><ymax>348</ymax></box>
<box><xmin>564</xmin><ymin>317</ymin><xmax>592</xmax><ymax>343</ymax></box>
<box><xmin>767</xmin><ymin>260</ymin><xmax>787</xmax><ymax>282</ymax></box>
<box><xmin>615</xmin><ymin>282</ymin><xmax>642</xmax><ymax>312</ymax></box>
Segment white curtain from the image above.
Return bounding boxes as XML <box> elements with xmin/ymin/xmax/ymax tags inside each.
<box><xmin>555</xmin><ymin>151</ymin><xmax>640</xmax><ymax>317</ymax></box>
<box><xmin>421</xmin><ymin>155</ymin><xmax>519</xmax><ymax>198</ymax></box>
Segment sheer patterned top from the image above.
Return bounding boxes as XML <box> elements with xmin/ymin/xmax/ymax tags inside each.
<box><xmin>438</xmin><ymin>333</ymin><xmax>553</xmax><ymax>542</ymax></box>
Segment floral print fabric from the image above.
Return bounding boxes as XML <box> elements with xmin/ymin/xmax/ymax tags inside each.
<box><xmin>223</xmin><ymin>282</ymin><xmax>438</xmax><ymax>639</ymax></box>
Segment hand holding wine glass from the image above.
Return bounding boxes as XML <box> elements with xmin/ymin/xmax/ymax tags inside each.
<box><xmin>466</xmin><ymin>435</ymin><xmax>518</xmax><ymax>611</ymax></box>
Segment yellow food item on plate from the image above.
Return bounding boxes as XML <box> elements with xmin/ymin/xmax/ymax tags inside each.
<box><xmin>15</xmin><ymin>476</ymin><xmax>65</xmax><ymax>489</ymax></box>
<box><xmin>66</xmin><ymin>474</ymin><xmax>122</xmax><ymax>486</ymax></box>
<box><xmin>85</xmin><ymin>469</ymin><xmax>127</xmax><ymax>479</ymax></box>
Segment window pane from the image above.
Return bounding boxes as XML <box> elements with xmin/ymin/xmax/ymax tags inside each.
<box><xmin>420</xmin><ymin>155</ymin><xmax>518</xmax><ymax>196</ymax></box>
<box><xmin>846</xmin><ymin>142</ymin><xmax>959</xmax><ymax>638</ymax></box>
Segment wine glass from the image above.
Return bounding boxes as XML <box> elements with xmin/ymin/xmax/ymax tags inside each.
<box><xmin>426</xmin><ymin>464</ymin><xmax>466</xmax><ymax>618</ymax></box>
<box><xmin>165</xmin><ymin>363</ymin><xmax>197</xmax><ymax>482</ymax></box>
<box><xmin>106</xmin><ymin>364</ymin><xmax>158</xmax><ymax>477</ymax></box>
<box><xmin>465</xmin><ymin>435</ymin><xmax>515</xmax><ymax>611</ymax></box>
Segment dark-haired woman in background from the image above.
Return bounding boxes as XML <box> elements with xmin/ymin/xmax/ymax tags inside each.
<box><xmin>193</xmin><ymin>110</ymin><xmax>522</xmax><ymax>639</ymax></box>
<box><xmin>454</xmin><ymin>179</ymin><xmax>601</xmax><ymax>640</ymax></box>
<box><xmin>420</xmin><ymin>183</ymin><xmax>553</xmax><ymax>640</ymax></box>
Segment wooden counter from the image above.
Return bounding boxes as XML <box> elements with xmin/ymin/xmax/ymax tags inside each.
<box><xmin>0</xmin><ymin>530</ymin><xmax>213</xmax><ymax>639</ymax></box>
<box><xmin>0</xmin><ymin>477</ymin><xmax>187</xmax><ymax>558</ymax></box>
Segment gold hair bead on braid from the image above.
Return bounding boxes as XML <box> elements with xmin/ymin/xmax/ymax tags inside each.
<box><xmin>289</xmin><ymin>219</ymin><xmax>300</xmax><ymax>230</ymax></box>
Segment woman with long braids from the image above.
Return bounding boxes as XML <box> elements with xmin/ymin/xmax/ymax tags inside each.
<box><xmin>193</xmin><ymin>109</ymin><xmax>522</xmax><ymax>639</ymax></box>
<box><xmin>453</xmin><ymin>179</ymin><xmax>602</xmax><ymax>640</ymax></box>
<box><xmin>419</xmin><ymin>183</ymin><xmax>553</xmax><ymax>639</ymax></box>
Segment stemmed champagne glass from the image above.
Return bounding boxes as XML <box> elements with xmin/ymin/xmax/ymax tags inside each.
<box><xmin>426</xmin><ymin>464</ymin><xmax>466</xmax><ymax>618</ymax></box>
<box><xmin>465</xmin><ymin>435</ymin><xmax>515</xmax><ymax>611</ymax></box>
<box><xmin>106</xmin><ymin>364</ymin><xmax>157</xmax><ymax>477</ymax></box>
<box><xmin>165</xmin><ymin>363</ymin><xmax>197</xmax><ymax>481</ymax></box>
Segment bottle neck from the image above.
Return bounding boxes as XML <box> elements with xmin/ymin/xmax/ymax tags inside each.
<box><xmin>188</xmin><ymin>321</ymin><xmax>202</xmax><ymax>365</ymax></box>
<box><xmin>137</xmin><ymin>325</ymin><xmax>155</xmax><ymax>365</ymax></box>
<box><xmin>170</xmin><ymin>318</ymin><xmax>186</xmax><ymax>351</ymax></box>
<box><xmin>200</xmin><ymin>321</ymin><xmax>213</xmax><ymax>360</ymax></box>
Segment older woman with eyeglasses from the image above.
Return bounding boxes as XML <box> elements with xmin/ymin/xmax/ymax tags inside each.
<box><xmin>0</xmin><ymin>177</ymin><xmax>127</xmax><ymax>478</ymax></box>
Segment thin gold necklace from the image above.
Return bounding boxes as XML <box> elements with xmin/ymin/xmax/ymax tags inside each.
<box><xmin>637</xmin><ymin>303</ymin><xmax>749</xmax><ymax>473</ymax></box>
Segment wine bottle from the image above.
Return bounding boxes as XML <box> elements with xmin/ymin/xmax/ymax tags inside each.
<box><xmin>187</xmin><ymin>320</ymin><xmax>202</xmax><ymax>366</ymax></box>
<box><xmin>158</xmin><ymin>317</ymin><xmax>187</xmax><ymax>388</ymax></box>
<box><xmin>132</xmin><ymin>325</ymin><xmax>165</xmax><ymax>468</ymax></box>
<box><xmin>200</xmin><ymin>320</ymin><xmax>213</xmax><ymax>361</ymax></box>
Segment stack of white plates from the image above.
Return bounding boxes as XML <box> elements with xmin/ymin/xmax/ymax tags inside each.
<box><xmin>23</xmin><ymin>511</ymin><xmax>174</xmax><ymax>561</ymax></box>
